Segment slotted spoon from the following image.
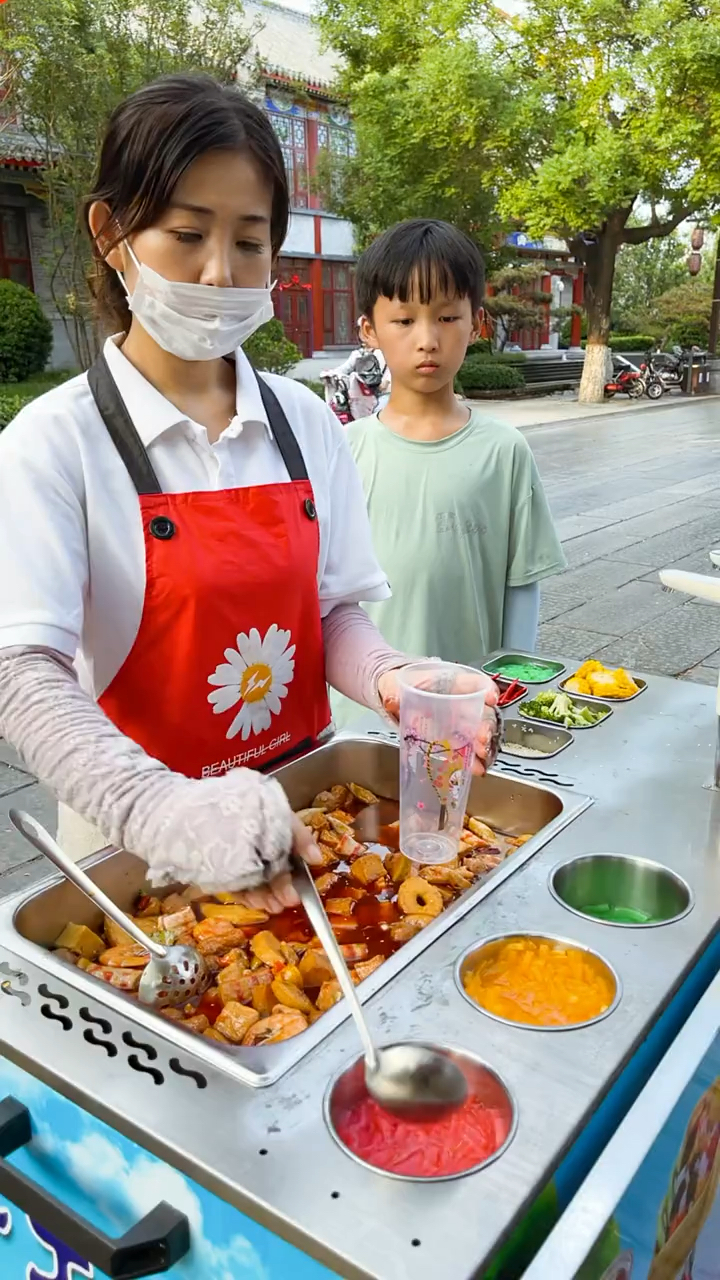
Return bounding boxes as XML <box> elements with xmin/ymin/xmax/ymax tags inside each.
<box><xmin>10</xmin><ymin>810</ymin><xmax>210</xmax><ymax>1010</ymax></box>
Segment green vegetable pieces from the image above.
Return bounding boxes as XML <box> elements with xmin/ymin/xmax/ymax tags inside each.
<box><xmin>518</xmin><ymin>690</ymin><xmax>607</xmax><ymax>728</ymax></box>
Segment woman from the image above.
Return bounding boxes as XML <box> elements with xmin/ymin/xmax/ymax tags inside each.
<box><xmin>0</xmin><ymin>75</ymin><xmax>498</xmax><ymax>910</ymax></box>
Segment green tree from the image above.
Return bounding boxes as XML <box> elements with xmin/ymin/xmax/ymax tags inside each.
<box><xmin>315</xmin><ymin>0</ymin><xmax>509</xmax><ymax>248</ymax></box>
<box><xmin>651</xmin><ymin>280</ymin><xmax>713</xmax><ymax>350</ymax></box>
<box><xmin>0</xmin><ymin>0</ymin><xmax>253</xmax><ymax>367</ymax></box>
<box><xmin>481</xmin><ymin>0</ymin><xmax>720</xmax><ymax>400</ymax></box>
<box><xmin>611</xmin><ymin>235</ymin><xmax>688</xmax><ymax>333</ymax></box>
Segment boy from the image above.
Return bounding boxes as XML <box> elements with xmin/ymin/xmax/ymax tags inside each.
<box><xmin>332</xmin><ymin>219</ymin><xmax>565</xmax><ymax>724</ymax></box>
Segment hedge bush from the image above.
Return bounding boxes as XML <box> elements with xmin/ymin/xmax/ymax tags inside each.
<box><xmin>458</xmin><ymin>355</ymin><xmax>525</xmax><ymax>393</ymax></box>
<box><xmin>606</xmin><ymin>334</ymin><xmax>657</xmax><ymax>352</ymax></box>
<box><xmin>0</xmin><ymin>280</ymin><xmax>53</xmax><ymax>383</ymax></box>
<box><xmin>465</xmin><ymin>341</ymin><xmax>527</xmax><ymax>363</ymax></box>
<box><xmin>0</xmin><ymin>389</ymin><xmax>33</xmax><ymax>429</ymax></box>
<box><xmin>243</xmin><ymin>318</ymin><xmax>301</xmax><ymax>374</ymax></box>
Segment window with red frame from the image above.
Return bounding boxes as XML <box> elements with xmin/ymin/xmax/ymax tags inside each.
<box><xmin>322</xmin><ymin>261</ymin><xmax>354</xmax><ymax>347</ymax></box>
<box><xmin>0</xmin><ymin>205</ymin><xmax>33</xmax><ymax>290</ymax></box>
<box><xmin>268</xmin><ymin>111</ymin><xmax>309</xmax><ymax>209</ymax></box>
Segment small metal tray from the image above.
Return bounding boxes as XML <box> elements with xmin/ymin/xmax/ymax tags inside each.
<box><xmin>558</xmin><ymin>674</ymin><xmax>647</xmax><ymax>703</ymax></box>
<box><xmin>518</xmin><ymin>694</ymin><xmax>613</xmax><ymax>730</ymax></box>
<box><xmin>483</xmin><ymin>653</ymin><xmax>566</xmax><ymax>684</ymax></box>
<box><xmin>500</xmin><ymin>719</ymin><xmax>573</xmax><ymax>760</ymax></box>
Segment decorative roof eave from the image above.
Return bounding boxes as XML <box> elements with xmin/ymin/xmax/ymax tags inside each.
<box><xmin>0</xmin><ymin>156</ymin><xmax>44</xmax><ymax>170</ymax></box>
<box><xmin>262</xmin><ymin>63</ymin><xmax>342</xmax><ymax>103</ymax></box>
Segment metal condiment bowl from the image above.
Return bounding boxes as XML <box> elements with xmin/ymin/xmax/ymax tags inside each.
<box><xmin>323</xmin><ymin>1043</ymin><xmax>517</xmax><ymax>1182</ymax></box>
<box><xmin>455</xmin><ymin>932</ymin><xmax>622</xmax><ymax>1032</ymax></box>
<box><xmin>548</xmin><ymin>854</ymin><xmax>694</xmax><ymax>928</ymax></box>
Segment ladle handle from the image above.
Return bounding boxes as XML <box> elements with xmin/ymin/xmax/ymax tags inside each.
<box><xmin>9</xmin><ymin>810</ymin><xmax>166</xmax><ymax>959</ymax></box>
<box><xmin>291</xmin><ymin>854</ymin><xmax>379</xmax><ymax>1073</ymax></box>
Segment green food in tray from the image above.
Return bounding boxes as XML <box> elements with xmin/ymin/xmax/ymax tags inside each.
<box><xmin>518</xmin><ymin>690</ymin><xmax>607</xmax><ymax>728</ymax></box>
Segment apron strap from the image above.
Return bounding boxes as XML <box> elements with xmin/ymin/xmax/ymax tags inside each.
<box><xmin>87</xmin><ymin>354</ymin><xmax>162</xmax><ymax>495</ymax></box>
<box><xmin>253</xmin><ymin>372</ymin><xmax>309</xmax><ymax>482</ymax></box>
<box><xmin>87</xmin><ymin>353</ymin><xmax>310</xmax><ymax>493</ymax></box>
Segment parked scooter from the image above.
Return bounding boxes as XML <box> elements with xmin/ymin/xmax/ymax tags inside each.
<box><xmin>644</xmin><ymin>346</ymin><xmax>706</xmax><ymax>393</ymax></box>
<box><xmin>321</xmin><ymin>345</ymin><xmax>389</xmax><ymax>424</ymax></box>
<box><xmin>604</xmin><ymin>355</ymin><xmax>645</xmax><ymax>399</ymax></box>
<box><xmin>638</xmin><ymin>359</ymin><xmax>666</xmax><ymax>400</ymax></box>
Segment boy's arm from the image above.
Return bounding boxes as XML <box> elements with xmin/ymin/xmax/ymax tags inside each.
<box><xmin>502</xmin><ymin>582</ymin><xmax>540</xmax><ymax>651</ymax></box>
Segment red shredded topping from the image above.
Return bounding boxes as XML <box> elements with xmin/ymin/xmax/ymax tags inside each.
<box><xmin>335</xmin><ymin>1093</ymin><xmax>510</xmax><ymax>1177</ymax></box>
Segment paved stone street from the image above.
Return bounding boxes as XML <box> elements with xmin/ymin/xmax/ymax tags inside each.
<box><xmin>1</xmin><ymin>394</ymin><xmax>718</xmax><ymax>894</ymax></box>
<box><xmin>518</xmin><ymin>397</ymin><xmax>720</xmax><ymax>682</ymax></box>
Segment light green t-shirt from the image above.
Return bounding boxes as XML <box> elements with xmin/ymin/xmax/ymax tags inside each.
<box><xmin>331</xmin><ymin>410</ymin><xmax>566</xmax><ymax>728</ymax></box>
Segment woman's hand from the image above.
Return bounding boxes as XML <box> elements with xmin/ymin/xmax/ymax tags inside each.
<box><xmin>236</xmin><ymin>816</ymin><xmax>322</xmax><ymax>914</ymax></box>
<box><xmin>377</xmin><ymin>666</ymin><xmax>501</xmax><ymax>775</ymax></box>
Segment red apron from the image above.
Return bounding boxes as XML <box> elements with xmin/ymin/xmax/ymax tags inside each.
<box><xmin>87</xmin><ymin>354</ymin><xmax>330</xmax><ymax>779</ymax></box>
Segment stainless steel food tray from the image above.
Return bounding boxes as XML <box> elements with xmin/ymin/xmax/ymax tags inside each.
<box><xmin>500</xmin><ymin>718</ymin><xmax>573</xmax><ymax>760</ymax></box>
<box><xmin>0</xmin><ymin>736</ymin><xmax>592</xmax><ymax>1089</ymax></box>
<box><xmin>558</xmin><ymin>675</ymin><xmax>648</xmax><ymax>703</ymax></box>
<box><xmin>483</xmin><ymin>652</ymin><xmax>566</xmax><ymax>683</ymax></box>
<box><xmin>518</xmin><ymin>695</ymin><xmax>613</xmax><ymax>730</ymax></box>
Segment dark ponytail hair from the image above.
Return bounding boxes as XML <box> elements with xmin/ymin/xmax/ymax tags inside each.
<box><xmin>84</xmin><ymin>73</ymin><xmax>289</xmax><ymax>333</ymax></box>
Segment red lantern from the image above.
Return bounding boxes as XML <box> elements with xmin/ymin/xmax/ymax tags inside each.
<box><xmin>687</xmin><ymin>252</ymin><xmax>702</xmax><ymax>276</ymax></box>
<box><xmin>691</xmin><ymin>227</ymin><xmax>705</xmax><ymax>251</ymax></box>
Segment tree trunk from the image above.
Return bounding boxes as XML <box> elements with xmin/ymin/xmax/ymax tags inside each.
<box><xmin>574</xmin><ymin>230</ymin><xmax>619</xmax><ymax>403</ymax></box>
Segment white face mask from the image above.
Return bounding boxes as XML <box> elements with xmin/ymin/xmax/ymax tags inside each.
<box><xmin>117</xmin><ymin>244</ymin><xmax>275</xmax><ymax>361</ymax></box>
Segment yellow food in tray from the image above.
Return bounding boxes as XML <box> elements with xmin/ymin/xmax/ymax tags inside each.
<box><xmin>50</xmin><ymin>783</ymin><xmax>528</xmax><ymax>1048</ymax></box>
<box><xmin>565</xmin><ymin>660</ymin><xmax>640</xmax><ymax>700</ymax></box>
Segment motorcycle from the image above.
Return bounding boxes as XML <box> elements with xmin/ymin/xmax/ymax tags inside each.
<box><xmin>645</xmin><ymin>346</ymin><xmax>706</xmax><ymax>393</ymax></box>
<box><xmin>604</xmin><ymin>356</ymin><xmax>645</xmax><ymax>399</ymax></box>
<box><xmin>321</xmin><ymin>348</ymin><xmax>388</xmax><ymax>424</ymax></box>
<box><xmin>638</xmin><ymin>359</ymin><xmax>665</xmax><ymax>400</ymax></box>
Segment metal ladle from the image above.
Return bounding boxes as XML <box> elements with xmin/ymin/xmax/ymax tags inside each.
<box><xmin>291</xmin><ymin>853</ymin><xmax>468</xmax><ymax>1123</ymax></box>
<box><xmin>10</xmin><ymin>810</ymin><xmax>210</xmax><ymax>1010</ymax></box>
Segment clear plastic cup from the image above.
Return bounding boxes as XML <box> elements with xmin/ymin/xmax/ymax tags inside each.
<box><xmin>397</xmin><ymin>663</ymin><xmax>487</xmax><ymax>866</ymax></box>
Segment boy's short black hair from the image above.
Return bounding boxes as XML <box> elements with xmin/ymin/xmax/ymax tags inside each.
<box><xmin>356</xmin><ymin>218</ymin><xmax>484</xmax><ymax>317</ymax></box>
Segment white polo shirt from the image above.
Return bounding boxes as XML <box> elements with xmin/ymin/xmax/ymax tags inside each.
<box><xmin>0</xmin><ymin>337</ymin><xmax>390</xmax><ymax>699</ymax></box>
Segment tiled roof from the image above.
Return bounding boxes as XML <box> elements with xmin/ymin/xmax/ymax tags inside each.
<box><xmin>0</xmin><ymin>124</ymin><xmax>46</xmax><ymax>168</ymax></box>
<box><xmin>244</xmin><ymin>1</ymin><xmax>340</xmax><ymax>88</ymax></box>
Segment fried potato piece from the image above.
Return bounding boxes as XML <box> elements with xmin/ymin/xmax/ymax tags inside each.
<box><xmin>214</xmin><ymin>1001</ymin><xmax>260</xmax><ymax>1044</ymax></box>
<box><xmin>314</xmin><ymin>872</ymin><xmax>339</xmax><ymax>897</ymax></box>
<box><xmin>384</xmin><ymin>851</ymin><xmax>413</xmax><ymax>883</ymax></box>
<box><xmin>270</xmin><ymin>978</ymin><xmax>314</xmax><ymax>1013</ymax></box>
<box><xmin>298</xmin><ymin>948</ymin><xmax>335</xmax><ymax>988</ymax></box>
<box><xmin>218</xmin><ymin>962</ymin><xmax>272</xmax><ymax>1005</ymax></box>
<box><xmin>353</xmin><ymin>955</ymin><xmax>384</xmax><ymax>982</ymax></box>
<box><xmin>183</xmin><ymin>1014</ymin><xmax>210</xmax><ymax>1034</ymax></box>
<box><xmin>340</xmin><ymin>943</ymin><xmax>369</xmax><ymax>962</ymax></box>
<box><xmin>86</xmin><ymin>964</ymin><xmax>142</xmax><ymax>991</ymax></box>
<box><xmin>316</xmin><ymin>979</ymin><xmax>343</xmax><ymax>1011</ymax></box>
<box><xmin>204</xmin><ymin>1026</ymin><xmax>230</xmax><ymax>1043</ymax></box>
<box><xmin>98</xmin><ymin>945</ymin><xmax>149</xmax><ymax>968</ymax></box>
<box><xmin>325</xmin><ymin>897</ymin><xmax>355</xmax><ymax>916</ymax></box>
<box><xmin>135</xmin><ymin>896</ymin><xmax>163</xmax><ymax>917</ymax></box>
<box><xmin>295</xmin><ymin>808</ymin><xmax>329</xmax><ymax>831</ymax></box>
<box><xmin>54</xmin><ymin>923</ymin><xmax>105</xmax><ymax>961</ymax></box>
<box><xmin>348</xmin><ymin>784</ymin><xmax>379</xmax><ymax>805</ymax></box>
<box><xmin>242</xmin><ymin>1010</ymin><xmax>308</xmax><ymax>1045</ymax></box>
<box><xmin>350</xmin><ymin>853</ymin><xmax>385</xmax><ymax>886</ymax></box>
<box><xmin>200</xmin><ymin>903</ymin><xmax>269</xmax><ymax>926</ymax></box>
<box><xmin>251</xmin><ymin>983</ymin><xmax>276</xmax><ymax>1016</ymax></box>
<box><xmin>389</xmin><ymin>918</ymin><xmax>426</xmax><ymax>944</ymax></box>
<box><xmin>192</xmin><ymin>918</ymin><xmax>247</xmax><ymax>956</ymax></box>
<box><xmin>467</xmin><ymin>818</ymin><xmax>498</xmax><ymax>845</ymax></box>
<box><xmin>250</xmin><ymin>930</ymin><xmax>285</xmax><ymax>969</ymax></box>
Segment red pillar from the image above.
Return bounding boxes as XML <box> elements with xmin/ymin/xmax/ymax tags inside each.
<box><xmin>570</xmin><ymin>270</ymin><xmax>584</xmax><ymax>347</ymax></box>
<box><xmin>311</xmin><ymin>214</ymin><xmax>324</xmax><ymax>354</ymax></box>
<box><xmin>541</xmin><ymin>273</ymin><xmax>552</xmax><ymax>346</ymax></box>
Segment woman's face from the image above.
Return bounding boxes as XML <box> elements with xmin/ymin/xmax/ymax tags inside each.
<box><xmin>92</xmin><ymin>148</ymin><xmax>274</xmax><ymax>291</ymax></box>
